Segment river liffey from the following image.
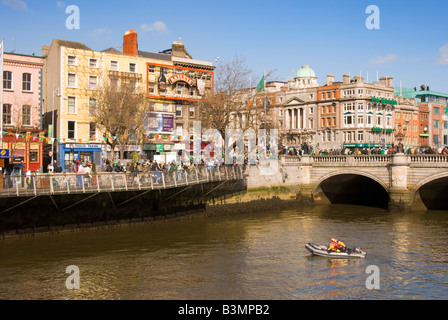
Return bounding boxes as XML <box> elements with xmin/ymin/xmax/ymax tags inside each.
<box><xmin>1</xmin><ymin>203</ymin><xmax>448</xmax><ymax>300</ymax></box>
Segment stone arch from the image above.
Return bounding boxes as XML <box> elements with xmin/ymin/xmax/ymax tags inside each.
<box><xmin>414</xmin><ymin>171</ymin><xmax>448</xmax><ymax>190</ymax></box>
<box><xmin>311</xmin><ymin>169</ymin><xmax>389</xmax><ymax>194</ymax></box>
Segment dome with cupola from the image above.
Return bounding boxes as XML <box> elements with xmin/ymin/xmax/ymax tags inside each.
<box><xmin>295</xmin><ymin>65</ymin><xmax>317</xmax><ymax>79</ymax></box>
<box><xmin>292</xmin><ymin>65</ymin><xmax>319</xmax><ymax>88</ymax></box>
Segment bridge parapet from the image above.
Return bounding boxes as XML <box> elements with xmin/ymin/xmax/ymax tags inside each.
<box><xmin>410</xmin><ymin>155</ymin><xmax>448</xmax><ymax>167</ymax></box>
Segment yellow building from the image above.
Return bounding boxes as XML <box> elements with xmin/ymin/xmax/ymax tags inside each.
<box><xmin>42</xmin><ymin>30</ymin><xmax>214</xmax><ymax>170</ymax></box>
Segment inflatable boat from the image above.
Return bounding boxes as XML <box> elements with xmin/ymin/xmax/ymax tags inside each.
<box><xmin>305</xmin><ymin>243</ymin><xmax>366</xmax><ymax>259</ymax></box>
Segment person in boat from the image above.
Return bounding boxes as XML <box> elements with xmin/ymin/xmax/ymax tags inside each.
<box><xmin>327</xmin><ymin>238</ymin><xmax>346</xmax><ymax>253</ymax></box>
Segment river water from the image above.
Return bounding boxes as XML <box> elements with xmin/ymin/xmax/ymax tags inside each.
<box><xmin>1</xmin><ymin>203</ymin><xmax>448</xmax><ymax>300</ymax></box>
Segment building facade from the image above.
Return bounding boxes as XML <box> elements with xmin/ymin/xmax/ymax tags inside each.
<box><xmin>42</xmin><ymin>30</ymin><xmax>214</xmax><ymax>169</ymax></box>
<box><xmin>1</xmin><ymin>52</ymin><xmax>45</xmax><ymax>176</ymax></box>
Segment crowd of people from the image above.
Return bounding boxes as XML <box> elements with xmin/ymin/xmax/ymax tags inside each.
<box><xmin>280</xmin><ymin>143</ymin><xmax>448</xmax><ymax>157</ymax></box>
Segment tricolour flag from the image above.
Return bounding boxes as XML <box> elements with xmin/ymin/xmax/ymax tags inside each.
<box><xmin>256</xmin><ymin>74</ymin><xmax>265</xmax><ymax>93</ymax></box>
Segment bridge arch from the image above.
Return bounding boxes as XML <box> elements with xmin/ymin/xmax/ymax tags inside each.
<box><xmin>312</xmin><ymin>169</ymin><xmax>389</xmax><ymax>193</ymax></box>
<box><xmin>312</xmin><ymin>169</ymin><xmax>390</xmax><ymax>209</ymax></box>
<box><xmin>414</xmin><ymin>172</ymin><xmax>448</xmax><ymax>210</ymax></box>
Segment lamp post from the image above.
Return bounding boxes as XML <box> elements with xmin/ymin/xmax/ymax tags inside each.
<box><xmin>52</xmin><ymin>85</ymin><xmax>61</xmax><ymax>165</ymax></box>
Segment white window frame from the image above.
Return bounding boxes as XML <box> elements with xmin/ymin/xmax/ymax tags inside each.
<box><xmin>2</xmin><ymin>103</ymin><xmax>12</xmax><ymax>125</ymax></box>
<box><xmin>148</xmin><ymin>82</ymin><xmax>155</xmax><ymax>94</ymax></box>
<box><xmin>89</xmin><ymin>97</ymin><xmax>97</xmax><ymax>116</ymax></box>
<box><xmin>67</xmin><ymin>96</ymin><xmax>77</xmax><ymax>114</ymax></box>
<box><xmin>67</xmin><ymin>73</ymin><xmax>77</xmax><ymax>88</ymax></box>
<box><xmin>129</xmin><ymin>63</ymin><xmax>137</xmax><ymax>73</ymax></box>
<box><xmin>67</xmin><ymin>120</ymin><xmax>77</xmax><ymax>140</ymax></box>
<box><xmin>67</xmin><ymin>55</ymin><xmax>77</xmax><ymax>66</ymax></box>
<box><xmin>22</xmin><ymin>105</ymin><xmax>32</xmax><ymax>126</ymax></box>
<box><xmin>3</xmin><ymin>71</ymin><xmax>13</xmax><ymax>90</ymax></box>
<box><xmin>110</xmin><ymin>60</ymin><xmax>119</xmax><ymax>71</ymax></box>
<box><xmin>88</xmin><ymin>75</ymin><xmax>98</xmax><ymax>90</ymax></box>
<box><xmin>22</xmin><ymin>73</ymin><xmax>32</xmax><ymax>92</ymax></box>
<box><xmin>89</xmin><ymin>58</ymin><xmax>98</xmax><ymax>68</ymax></box>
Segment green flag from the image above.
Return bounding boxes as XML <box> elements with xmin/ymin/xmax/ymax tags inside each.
<box><xmin>256</xmin><ymin>74</ymin><xmax>265</xmax><ymax>93</ymax></box>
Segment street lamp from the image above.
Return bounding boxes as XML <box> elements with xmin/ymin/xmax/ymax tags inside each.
<box><xmin>52</xmin><ymin>85</ymin><xmax>61</xmax><ymax>165</ymax></box>
<box><xmin>395</xmin><ymin>122</ymin><xmax>408</xmax><ymax>153</ymax></box>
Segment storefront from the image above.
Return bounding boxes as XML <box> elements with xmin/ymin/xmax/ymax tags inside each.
<box><xmin>58</xmin><ymin>143</ymin><xmax>103</xmax><ymax>171</ymax></box>
<box><xmin>143</xmin><ymin>142</ymin><xmax>176</xmax><ymax>162</ymax></box>
<box><xmin>1</xmin><ymin>135</ymin><xmax>44</xmax><ymax>172</ymax></box>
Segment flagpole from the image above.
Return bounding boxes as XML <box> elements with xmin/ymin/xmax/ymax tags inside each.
<box><xmin>0</xmin><ymin>37</ymin><xmax>4</xmax><ymax>146</ymax></box>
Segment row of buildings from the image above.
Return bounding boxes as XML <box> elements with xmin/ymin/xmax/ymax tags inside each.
<box><xmin>1</xmin><ymin>29</ymin><xmax>447</xmax><ymax>174</ymax></box>
<box><xmin>246</xmin><ymin>65</ymin><xmax>448</xmax><ymax>152</ymax></box>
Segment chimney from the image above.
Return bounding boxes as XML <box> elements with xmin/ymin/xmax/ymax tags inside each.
<box><xmin>343</xmin><ymin>74</ymin><xmax>350</xmax><ymax>84</ymax></box>
<box><xmin>42</xmin><ymin>45</ymin><xmax>50</xmax><ymax>58</ymax></box>
<box><xmin>171</xmin><ymin>41</ymin><xmax>192</xmax><ymax>59</ymax></box>
<box><xmin>327</xmin><ymin>74</ymin><xmax>334</xmax><ymax>85</ymax></box>
<box><xmin>123</xmin><ymin>29</ymin><xmax>138</xmax><ymax>56</ymax></box>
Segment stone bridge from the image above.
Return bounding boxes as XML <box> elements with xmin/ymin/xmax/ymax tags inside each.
<box><xmin>247</xmin><ymin>154</ymin><xmax>448</xmax><ymax>211</ymax></box>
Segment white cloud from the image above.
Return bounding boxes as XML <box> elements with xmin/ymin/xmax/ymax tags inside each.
<box><xmin>1</xmin><ymin>0</ymin><xmax>27</xmax><ymax>10</ymax></box>
<box><xmin>437</xmin><ymin>43</ymin><xmax>448</xmax><ymax>65</ymax></box>
<box><xmin>370</xmin><ymin>54</ymin><xmax>397</xmax><ymax>65</ymax></box>
<box><xmin>56</xmin><ymin>1</ymin><xmax>65</xmax><ymax>8</ymax></box>
<box><xmin>94</xmin><ymin>28</ymin><xmax>109</xmax><ymax>34</ymax></box>
<box><xmin>141</xmin><ymin>21</ymin><xmax>169</xmax><ymax>34</ymax></box>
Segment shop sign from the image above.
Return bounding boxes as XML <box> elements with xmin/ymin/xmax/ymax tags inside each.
<box><xmin>156</xmin><ymin>144</ymin><xmax>164</xmax><ymax>153</ymax></box>
<box><xmin>0</xmin><ymin>149</ymin><xmax>9</xmax><ymax>158</ymax></box>
<box><xmin>144</xmin><ymin>112</ymin><xmax>174</xmax><ymax>134</ymax></box>
<box><xmin>168</xmin><ymin>74</ymin><xmax>194</xmax><ymax>86</ymax></box>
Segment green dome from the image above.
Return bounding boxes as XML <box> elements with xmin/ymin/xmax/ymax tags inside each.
<box><xmin>295</xmin><ymin>65</ymin><xmax>316</xmax><ymax>78</ymax></box>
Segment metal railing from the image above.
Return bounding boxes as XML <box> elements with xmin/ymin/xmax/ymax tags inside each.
<box><xmin>0</xmin><ymin>166</ymin><xmax>244</xmax><ymax>198</ymax></box>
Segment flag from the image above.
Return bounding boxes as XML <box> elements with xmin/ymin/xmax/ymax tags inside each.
<box><xmin>256</xmin><ymin>74</ymin><xmax>265</xmax><ymax>93</ymax></box>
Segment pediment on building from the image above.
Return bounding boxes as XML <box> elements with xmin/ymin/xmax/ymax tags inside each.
<box><xmin>284</xmin><ymin>97</ymin><xmax>306</xmax><ymax>106</ymax></box>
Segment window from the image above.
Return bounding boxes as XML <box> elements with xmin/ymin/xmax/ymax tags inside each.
<box><xmin>189</xmin><ymin>107</ymin><xmax>195</xmax><ymax>118</ymax></box>
<box><xmin>434</xmin><ymin>107</ymin><xmax>440</xmax><ymax>115</ymax></box>
<box><xmin>366</xmin><ymin>115</ymin><xmax>372</xmax><ymax>126</ymax></box>
<box><xmin>148</xmin><ymin>65</ymin><xmax>155</xmax><ymax>73</ymax></box>
<box><xmin>176</xmin><ymin>105</ymin><xmax>182</xmax><ymax>117</ymax></box>
<box><xmin>344</xmin><ymin>115</ymin><xmax>353</xmax><ymax>127</ymax></box>
<box><xmin>89</xmin><ymin>98</ymin><xmax>97</xmax><ymax>115</ymax></box>
<box><xmin>148</xmin><ymin>82</ymin><xmax>155</xmax><ymax>94</ymax></box>
<box><xmin>67</xmin><ymin>96</ymin><xmax>76</xmax><ymax>114</ymax></box>
<box><xmin>358</xmin><ymin>115</ymin><xmax>364</xmax><ymax>126</ymax></box>
<box><xmin>434</xmin><ymin>134</ymin><xmax>439</xmax><ymax>145</ymax></box>
<box><xmin>29</xmin><ymin>151</ymin><xmax>38</xmax><ymax>163</ymax></box>
<box><xmin>67</xmin><ymin>73</ymin><xmax>77</xmax><ymax>87</ymax></box>
<box><xmin>111</xmin><ymin>78</ymin><xmax>119</xmax><ymax>92</ymax></box>
<box><xmin>163</xmin><ymin>103</ymin><xmax>169</xmax><ymax>112</ymax></box>
<box><xmin>22</xmin><ymin>105</ymin><xmax>31</xmax><ymax>126</ymax></box>
<box><xmin>3</xmin><ymin>71</ymin><xmax>12</xmax><ymax>90</ymax></box>
<box><xmin>176</xmin><ymin>83</ymin><xmax>185</xmax><ymax>95</ymax></box>
<box><xmin>358</xmin><ymin>131</ymin><xmax>364</xmax><ymax>141</ymax></box>
<box><xmin>444</xmin><ymin>122</ymin><xmax>448</xmax><ymax>130</ymax></box>
<box><xmin>357</xmin><ymin>103</ymin><xmax>364</xmax><ymax>112</ymax></box>
<box><xmin>434</xmin><ymin>120</ymin><xmax>439</xmax><ymax>129</ymax></box>
<box><xmin>89</xmin><ymin>122</ymin><xmax>96</xmax><ymax>140</ymax></box>
<box><xmin>89</xmin><ymin>75</ymin><xmax>98</xmax><ymax>90</ymax></box>
<box><xmin>176</xmin><ymin>124</ymin><xmax>183</xmax><ymax>134</ymax></box>
<box><xmin>68</xmin><ymin>121</ymin><xmax>76</xmax><ymax>139</ymax></box>
<box><xmin>22</xmin><ymin>73</ymin><xmax>32</xmax><ymax>91</ymax></box>
<box><xmin>2</xmin><ymin>104</ymin><xmax>12</xmax><ymax>125</ymax></box>
<box><xmin>377</xmin><ymin>116</ymin><xmax>382</xmax><ymax>126</ymax></box>
<box><xmin>110</xmin><ymin>61</ymin><xmax>118</xmax><ymax>71</ymax></box>
<box><xmin>67</xmin><ymin>55</ymin><xmax>77</xmax><ymax>65</ymax></box>
<box><xmin>129</xmin><ymin>63</ymin><xmax>136</xmax><ymax>73</ymax></box>
<box><xmin>89</xmin><ymin>58</ymin><xmax>98</xmax><ymax>68</ymax></box>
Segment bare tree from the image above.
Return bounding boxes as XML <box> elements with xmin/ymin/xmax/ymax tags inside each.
<box><xmin>91</xmin><ymin>79</ymin><xmax>150</xmax><ymax>160</ymax></box>
<box><xmin>197</xmin><ymin>56</ymin><xmax>275</xmax><ymax>137</ymax></box>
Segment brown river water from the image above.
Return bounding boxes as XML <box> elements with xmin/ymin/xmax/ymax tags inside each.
<box><xmin>1</xmin><ymin>203</ymin><xmax>448</xmax><ymax>300</ymax></box>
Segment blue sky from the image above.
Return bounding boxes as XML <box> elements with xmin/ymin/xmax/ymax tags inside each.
<box><xmin>1</xmin><ymin>0</ymin><xmax>447</xmax><ymax>92</ymax></box>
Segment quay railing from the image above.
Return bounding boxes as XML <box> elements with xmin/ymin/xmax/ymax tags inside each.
<box><xmin>0</xmin><ymin>165</ymin><xmax>244</xmax><ymax>198</ymax></box>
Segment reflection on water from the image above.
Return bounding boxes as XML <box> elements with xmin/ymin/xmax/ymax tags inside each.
<box><xmin>1</xmin><ymin>204</ymin><xmax>448</xmax><ymax>299</ymax></box>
